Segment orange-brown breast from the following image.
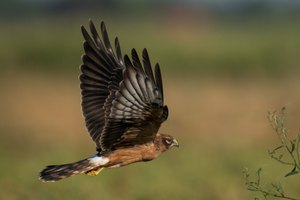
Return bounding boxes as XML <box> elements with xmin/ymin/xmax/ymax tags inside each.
<box><xmin>103</xmin><ymin>143</ymin><xmax>161</xmax><ymax>168</ymax></box>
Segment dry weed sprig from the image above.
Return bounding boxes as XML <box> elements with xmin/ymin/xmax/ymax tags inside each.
<box><xmin>244</xmin><ymin>108</ymin><xmax>299</xmax><ymax>200</ymax></box>
<box><xmin>267</xmin><ymin>107</ymin><xmax>300</xmax><ymax>177</ymax></box>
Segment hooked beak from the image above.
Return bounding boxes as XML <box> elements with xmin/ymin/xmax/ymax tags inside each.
<box><xmin>171</xmin><ymin>139</ymin><xmax>179</xmax><ymax>148</ymax></box>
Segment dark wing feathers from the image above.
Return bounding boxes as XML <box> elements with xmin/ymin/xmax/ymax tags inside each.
<box><xmin>101</xmin><ymin>22</ymin><xmax>114</xmax><ymax>54</ymax></box>
<box><xmin>142</xmin><ymin>49</ymin><xmax>156</xmax><ymax>84</ymax></box>
<box><xmin>115</xmin><ymin>38</ymin><xmax>123</xmax><ymax>65</ymax></box>
<box><xmin>80</xmin><ymin>20</ymin><xmax>167</xmax><ymax>152</ymax></box>
<box><xmin>89</xmin><ymin>20</ymin><xmax>105</xmax><ymax>50</ymax></box>
<box><xmin>155</xmin><ymin>63</ymin><xmax>164</xmax><ymax>103</ymax></box>
<box><xmin>131</xmin><ymin>49</ymin><xmax>143</xmax><ymax>72</ymax></box>
<box><xmin>80</xmin><ymin>20</ymin><xmax>123</xmax><ymax>146</ymax></box>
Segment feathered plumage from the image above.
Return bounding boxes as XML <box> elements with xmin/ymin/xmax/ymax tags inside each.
<box><xmin>39</xmin><ymin>20</ymin><xmax>177</xmax><ymax>182</ymax></box>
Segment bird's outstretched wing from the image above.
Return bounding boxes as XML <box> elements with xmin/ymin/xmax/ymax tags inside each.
<box><xmin>80</xmin><ymin>20</ymin><xmax>168</xmax><ymax>152</ymax></box>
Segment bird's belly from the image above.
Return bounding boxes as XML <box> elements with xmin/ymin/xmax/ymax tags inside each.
<box><xmin>105</xmin><ymin>144</ymin><xmax>159</xmax><ymax>167</ymax></box>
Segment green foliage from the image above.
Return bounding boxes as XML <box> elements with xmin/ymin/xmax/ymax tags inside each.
<box><xmin>244</xmin><ymin>168</ymin><xmax>297</xmax><ymax>200</ymax></box>
<box><xmin>244</xmin><ymin>108</ymin><xmax>300</xmax><ymax>200</ymax></box>
<box><xmin>1</xmin><ymin>17</ymin><xmax>300</xmax><ymax>77</ymax></box>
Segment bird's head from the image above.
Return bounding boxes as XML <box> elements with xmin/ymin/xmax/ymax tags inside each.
<box><xmin>159</xmin><ymin>134</ymin><xmax>179</xmax><ymax>152</ymax></box>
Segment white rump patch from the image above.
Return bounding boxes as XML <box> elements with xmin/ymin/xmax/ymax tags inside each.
<box><xmin>88</xmin><ymin>155</ymin><xmax>109</xmax><ymax>166</ymax></box>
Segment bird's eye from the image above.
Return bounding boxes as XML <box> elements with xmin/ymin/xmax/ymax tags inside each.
<box><xmin>165</xmin><ymin>139</ymin><xmax>171</xmax><ymax>144</ymax></box>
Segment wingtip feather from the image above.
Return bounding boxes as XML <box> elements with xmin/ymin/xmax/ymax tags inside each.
<box><xmin>81</xmin><ymin>25</ymin><xmax>87</xmax><ymax>35</ymax></box>
<box><xmin>101</xmin><ymin>21</ymin><xmax>106</xmax><ymax>32</ymax></box>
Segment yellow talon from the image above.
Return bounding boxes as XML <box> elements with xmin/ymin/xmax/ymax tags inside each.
<box><xmin>85</xmin><ymin>168</ymin><xmax>104</xmax><ymax>176</ymax></box>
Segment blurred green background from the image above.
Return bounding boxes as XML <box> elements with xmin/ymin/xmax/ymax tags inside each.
<box><xmin>1</xmin><ymin>0</ymin><xmax>300</xmax><ymax>199</ymax></box>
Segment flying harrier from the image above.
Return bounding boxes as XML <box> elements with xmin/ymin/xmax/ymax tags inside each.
<box><xmin>39</xmin><ymin>20</ymin><xmax>178</xmax><ymax>182</ymax></box>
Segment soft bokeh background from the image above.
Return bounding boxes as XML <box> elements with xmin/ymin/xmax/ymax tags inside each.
<box><xmin>1</xmin><ymin>1</ymin><xmax>300</xmax><ymax>199</ymax></box>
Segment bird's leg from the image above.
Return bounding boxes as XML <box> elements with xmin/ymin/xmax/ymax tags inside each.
<box><xmin>85</xmin><ymin>167</ymin><xmax>104</xmax><ymax>176</ymax></box>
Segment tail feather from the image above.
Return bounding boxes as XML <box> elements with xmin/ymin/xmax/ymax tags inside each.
<box><xmin>39</xmin><ymin>158</ymin><xmax>96</xmax><ymax>182</ymax></box>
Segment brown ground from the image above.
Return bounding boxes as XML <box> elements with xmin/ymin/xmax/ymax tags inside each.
<box><xmin>2</xmin><ymin>73</ymin><xmax>300</xmax><ymax>146</ymax></box>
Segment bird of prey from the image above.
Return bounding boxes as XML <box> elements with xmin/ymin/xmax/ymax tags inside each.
<box><xmin>39</xmin><ymin>20</ymin><xmax>179</xmax><ymax>182</ymax></box>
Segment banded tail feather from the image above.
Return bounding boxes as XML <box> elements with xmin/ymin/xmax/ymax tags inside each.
<box><xmin>39</xmin><ymin>155</ymin><xmax>109</xmax><ymax>182</ymax></box>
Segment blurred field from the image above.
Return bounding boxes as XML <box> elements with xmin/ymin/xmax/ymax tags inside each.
<box><xmin>2</xmin><ymin>16</ymin><xmax>300</xmax><ymax>78</ymax></box>
<box><xmin>1</xmin><ymin>73</ymin><xmax>300</xmax><ymax>200</ymax></box>
<box><xmin>1</xmin><ymin>2</ymin><xmax>300</xmax><ymax>199</ymax></box>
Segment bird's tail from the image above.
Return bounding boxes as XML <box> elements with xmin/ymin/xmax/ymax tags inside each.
<box><xmin>39</xmin><ymin>155</ymin><xmax>109</xmax><ymax>182</ymax></box>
